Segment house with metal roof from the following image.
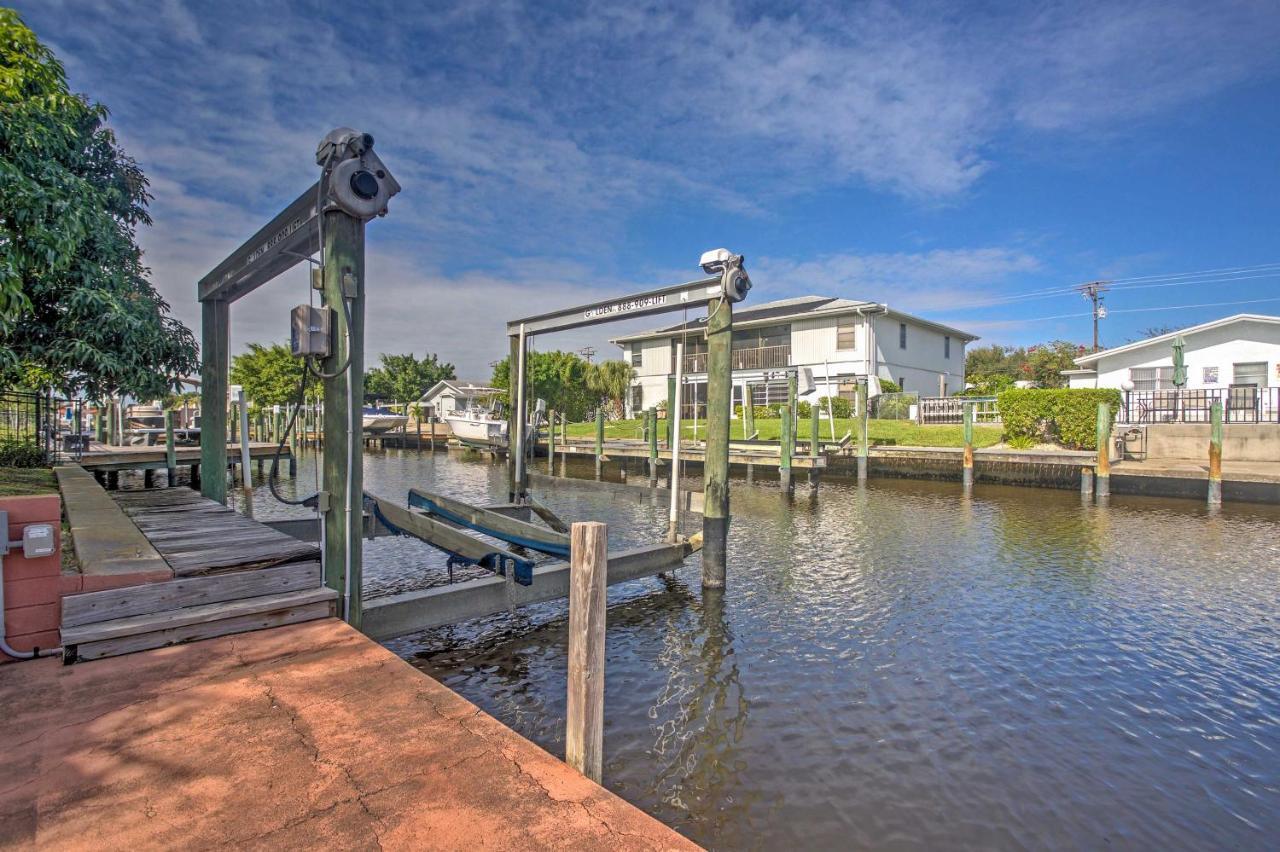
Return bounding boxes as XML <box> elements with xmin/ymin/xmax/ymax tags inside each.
<box><xmin>610</xmin><ymin>295</ymin><xmax>978</xmax><ymax>418</ymax></box>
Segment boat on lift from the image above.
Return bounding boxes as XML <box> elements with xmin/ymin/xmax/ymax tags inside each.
<box><xmin>362</xmin><ymin>405</ymin><xmax>409</xmax><ymax>435</ymax></box>
<box><xmin>445</xmin><ymin>404</ymin><xmax>509</xmax><ymax>449</ymax></box>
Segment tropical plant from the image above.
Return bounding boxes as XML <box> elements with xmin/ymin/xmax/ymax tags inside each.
<box><xmin>364</xmin><ymin>352</ymin><xmax>455</xmax><ymax>404</ymax></box>
<box><xmin>491</xmin><ymin>350</ymin><xmax>595</xmax><ymax>421</ymax></box>
<box><xmin>230</xmin><ymin>343</ymin><xmax>317</xmax><ymax>408</ymax></box>
<box><xmin>0</xmin><ymin>10</ymin><xmax>198</xmax><ymax>398</ymax></box>
<box><xmin>586</xmin><ymin>360</ymin><xmax>635</xmax><ymax>410</ymax></box>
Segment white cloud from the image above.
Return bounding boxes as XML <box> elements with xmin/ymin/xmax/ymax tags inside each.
<box><xmin>15</xmin><ymin>0</ymin><xmax>1280</xmax><ymax>371</ymax></box>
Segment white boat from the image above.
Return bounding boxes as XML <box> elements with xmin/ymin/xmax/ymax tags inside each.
<box><xmin>362</xmin><ymin>406</ymin><xmax>410</xmax><ymax>434</ymax></box>
<box><xmin>444</xmin><ymin>405</ymin><xmax>509</xmax><ymax>448</ymax></box>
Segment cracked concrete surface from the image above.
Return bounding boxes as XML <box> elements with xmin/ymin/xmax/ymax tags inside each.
<box><xmin>0</xmin><ymin>620</ymin><xmax>698</xmax><ymax>851</ymax></box>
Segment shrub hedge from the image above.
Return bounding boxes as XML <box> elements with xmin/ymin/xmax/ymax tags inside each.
<box><xmin>997</xmin><ymin>388</ymin><xmax>1122</xmax><ymax>449</ymax></box>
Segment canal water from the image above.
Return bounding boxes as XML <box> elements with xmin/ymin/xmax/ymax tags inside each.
<box><xmin>235</xmin><ymin>448</ymin><xmax>1280</xmax><ymax>850</ymax></box>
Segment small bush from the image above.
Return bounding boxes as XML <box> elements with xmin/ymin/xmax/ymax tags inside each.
<box><xmin>796</xmin><ymin>401</ymin><xmax>812</xmax><ymax>418</ymax></box>
<box><xmin>879</xmin><ymin>378</ymin><xmax>902</xmax><ymax>394</ymax></box>
<box><xmin>1006</xmin><ymin>434</ymin><xmax>1037</xmax><ymax>450</ymax></box>
<box><xmin>817</xmin><ymin>396</ymin><xmax>852</xmax><ymax>418</ymax></box>
<box><xmin>0</xmin><ymin>436</ymin><xmax>46</xmax><ymax>468</ymax></box>
<box><xmin>997</xmin><ymin>388</ymin><xmax>1122</xmax><ymax>450</ymax></box>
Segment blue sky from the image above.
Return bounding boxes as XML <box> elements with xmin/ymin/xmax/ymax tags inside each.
<box><xmin>20</xmin><ymin>0</ymin><xmax>1280</xmax><ymax>377</ymax></box>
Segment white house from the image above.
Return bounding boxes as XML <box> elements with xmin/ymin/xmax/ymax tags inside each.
<box><xmin>1063</xmin><ymin>314</ymin><xmax>1280</xmax><ymax>392</ymax></box>
<box><xmin>611</xmin><ymin>295</ymin><xmax>978</xmax><ymax>417</ymax></box>
<box><xmin>416</xmin><ymin>380</ymin><xmax>502</xmax><ymax>419</ymax></box>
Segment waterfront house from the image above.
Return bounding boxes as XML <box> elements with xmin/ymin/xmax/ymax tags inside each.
<box><xmin>416</xmin><ymin>379</ymin><xmax>502</xmax><ymax>420</ymax></box>
<box><xmin>1062</xmin><ymin>313</ymin><xmax>1280</xmax><ymax>422</ymax></box>
<box><xmin>610</xmin><ymin>295</ymin><xmax>978</xmax><ymax>418</ymax></box>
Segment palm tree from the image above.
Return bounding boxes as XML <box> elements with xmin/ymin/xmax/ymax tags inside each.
<box><xmin>586</xmin><ymin>360</ymin><xmax>635</xmax><ymax>416</ymax></box>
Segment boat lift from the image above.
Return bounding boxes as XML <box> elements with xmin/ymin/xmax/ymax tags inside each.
<box><xmin>504</xmin><ymin>249</ymin><xmax>752</xmax><ymax>589</ymax></box>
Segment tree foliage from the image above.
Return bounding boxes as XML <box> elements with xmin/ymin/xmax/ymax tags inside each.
<box><xmin>364</xmin><ymin>352</ymin><xmax>455</xmax><ymax>403</ymax></box>
<box><xmin>230</xmin><ymin>343</ymin><xmax>315</xmax><ymax>409</ymax></box>
<box><xmin>964</xmin><ymin>340</ymin><xmax>1086</xmax><ymax>389</ymax></box>
<box><xmin>491</xmin><ymin>350</ymin><xmax>596</xmax><ymax>421</ymax></box>
<box><xmin>586</xmin><ymin>359</ymin><xmax>634</xmax><ymax>407</ymax></box>
<box><xmin>0</xmin><ymin>10</ymin><xmax>197</xmax><ymax>398</ymax></box>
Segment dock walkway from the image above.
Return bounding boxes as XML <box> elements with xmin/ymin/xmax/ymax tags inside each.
<box><xmin>0</xmin><ymin>619</ymin><xmax>694</xmax><ymax>850</ymax></box>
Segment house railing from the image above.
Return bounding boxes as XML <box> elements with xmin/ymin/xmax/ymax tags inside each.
<box><xmin>681</xmin><ymin>344</ymin><xmax>791</xmax><ymax>374</ymax></box>
<box><xmin>1119</xmin><ymin>386</ymin><xmax>1280</xmax><ymax>424</ymax></box>
<box><xmin>917</xmin><ymin>396</ymin><xmax>1000</xmax><ymax>425</ymax></box>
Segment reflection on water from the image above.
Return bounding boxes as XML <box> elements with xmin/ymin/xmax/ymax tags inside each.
<box><xmin>226</xmin><ymin>448</ymin><xmax>1280</xmax><ymax>849</ymax></box>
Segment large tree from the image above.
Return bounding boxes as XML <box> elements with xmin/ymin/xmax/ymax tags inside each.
<box><xmin>230</xmin><ymin>343</ymin><xmax>317</xmax><ymax>409</ymax></box>
<box><xmin>491</xmin><ymin>350</ymin><xmax>595</xmax><ymax>421</ymax></box>
<box><xmin>364</xmin><ymin>352</ymin><xmax>455</xmax><ymax>404</ymax></box>
<box><xmin>586</xmin><ymin>359</ymin><xmax>635</xmax><ymax>409</ymax></box>
<box><xmin>0</xmin><ymin>10</ymin><xmax>197</xmax><ymax>398</ymax></box>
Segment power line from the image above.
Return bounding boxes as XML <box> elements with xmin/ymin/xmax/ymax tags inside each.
<box><xmin>1007</xmin><ymin>295</ymin><xmax>1280</xmax><ymax>325</ymax></box>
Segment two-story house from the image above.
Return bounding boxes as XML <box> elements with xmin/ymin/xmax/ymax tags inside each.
<box><xmin>611</xmin><ymin>295</ymin><xmax>978</xmax><ymax>418</ymax></box>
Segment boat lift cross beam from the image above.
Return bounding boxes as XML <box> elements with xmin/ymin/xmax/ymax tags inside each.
<box><xmin>504</xmin><ymin>251</ymin><xmax>751</xmax><ymax>589</ymax></box>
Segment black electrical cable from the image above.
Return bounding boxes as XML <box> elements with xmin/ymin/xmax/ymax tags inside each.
<box><xmin>306</xmin><ymin>295</ymin><xmax>355</xmax><ymax>380</ymax></box>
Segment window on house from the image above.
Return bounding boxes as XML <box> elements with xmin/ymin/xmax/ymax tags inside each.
<box><xmin>630</xmin><ymin>385</ymin><xmax>643</xmax><ymax>411</ymax></box>
<box><xmin>899</xmin><ymin>322</ymin><xmax>907</xmax><ymax>349</ymax></box>
<box><xmin>836</xmin><ymin>316</ymin><xmax>856</xmax><ymax>350</ymax></box>
<box><xmin>630</xmin><ymin>346</ymin><xmax>642</xmax><ymax>368</ymax></box>
<box><xmin>1130</xmin><ymin>367</ymin><xmax>1174</xmax><ymax>391</ymax></box>
<box><xmin>944</xmin><ymin>336</ymin><xmax>951</xmax><ymax>359</ymax></box>
<box><xmin>898</xmin><ymin>377</ymin><xmax>906</xmax><ymax>392</ymax></box>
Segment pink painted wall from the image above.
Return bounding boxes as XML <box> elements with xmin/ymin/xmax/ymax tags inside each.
<box><xmin>2</xmin><ymin>495</ymin><xmax>62</xmax><ymax>662</ymax></box>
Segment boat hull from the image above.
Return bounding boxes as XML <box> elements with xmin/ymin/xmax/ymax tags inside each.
<box><xmin>445</xmin><ymin>415</ymin><xmax>508</xmax><ymax>448</ymax></box>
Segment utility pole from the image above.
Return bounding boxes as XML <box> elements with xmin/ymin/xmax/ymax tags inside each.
<box><xmin>578</xmin><ymin>346</ymin><xmax>596</xmax><ymax>363</ymax></box>
<box><xmin>1077</xmin><ymin>281</ymin><xmax>1110</xmax><ymax>352</ymax></box>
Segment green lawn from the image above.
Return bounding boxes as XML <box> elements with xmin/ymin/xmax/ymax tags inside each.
<box><xmin>562</xmin><ymin>418</ymin><xmax>1003</xmax><ymax>449</ymax></box>
<box><xmin>0</xmin><ymin>466</ymin><xmax>58</xmax><ymax>497</ymax></box>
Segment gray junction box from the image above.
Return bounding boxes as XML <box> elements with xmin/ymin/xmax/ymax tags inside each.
<box><xmin>291</xmin><ymin>304</ymin><xmax>332</xmax><ymax>357</ymax></box>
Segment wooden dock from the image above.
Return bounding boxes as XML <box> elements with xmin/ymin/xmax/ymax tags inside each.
<box><xmin>111</xmin><ymin>488</ymin><xmax>318</xmax><ymax>576</ymax></box>
<box><xmin>551</xmin><ymin>437</ymin><xmax>828</xmax><ymax>469</ymax></box>
<box><xmin>56</xmin><ymin>465</ymin><xmax>330</xmax><ymax>662</ymax></box>
<box><xmin>78</xmin><ymin>441</ymin><xmax>286</xmax><ymax>472</ymax></box>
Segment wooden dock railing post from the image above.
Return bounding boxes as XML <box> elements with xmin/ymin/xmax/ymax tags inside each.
<box><xmin>743</xmin><ymin>383</ymin><xmax>754</xmax><ymax>439</ymax></box>
<box><xmin>566</xmin><ymin>521</ymin><xmax>607</xmax><ymax>784</ymax></box>
<box><xmin>962</xmin><ymin>401</ymin><xmax>974</xmax><ymax>491</ymax></box>
<box><xmin>1208</xmin><ymin>400</ymin><xmax>1223</xmax><ymax>506</ymax></box>
<box><xmin>164</xmin><ymin>410</ymin><xmax>177</xmax><ymax>486</ymax></box>
<box><xmin>857</xmin><ymin>380</ymin><xmax>869</xmax><ymax>482</ymax></box>
<box><xmin>779</xmin><ymin>404</ymin><xmax>793</xmax><ymax>493</ymax></box>
<box><xmin>1095</xmin><ymin>402</ymin><xmax>1111</xmax><ymax>499</ymax></box>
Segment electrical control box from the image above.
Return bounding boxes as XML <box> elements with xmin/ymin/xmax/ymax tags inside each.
<box><xmin>290</xmin><ymin>305</ymin><xmax>333</xmax><ymax>358</ymax></box>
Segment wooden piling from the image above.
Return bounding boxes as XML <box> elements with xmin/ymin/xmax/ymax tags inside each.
<box><xmin>779</xmin><ymin>403</ymin><xmax>793</xmax><ymax>492</ymax></box>
<box><xmin>594</xmin><ymin>408</ymin><xmax>604</xmax><ymax>478</ymax></box>
<box><xmin>1095</xmin><ymin>402</ymin><xmax>1111</xmax><ymax>499</ymax></box>
<box><xmin>165</xmin><ymin>410</ymin><xmax>177</xmax><ymax>486</ymax></box>
<box><xmin>1080</xmin><ymin>466</ymin><xmax>1094</xmax><ymax>498</ymax></box>
<box><xmin>647</xmin><ymin>406</ymin><xmax>658</xmax><ymax>483</ymax></box>
<box><xmin>787</xmin><ymin>373</ymin><xmax>798</xmax><ymax>457</ymax></box>
<box><xmin>547</xmin><ymin>409</ymin><xmax>556</xmax><ymax>474</ymax></box>
<box><xmin>95</xmin><ymin>407</ymin><xmax>106</xmax><ymax>443</ymax></box>
<box><xmin>743</xmin><ymin>383</ymin><xmax>755</xmax><ymax>439</ymax></box>
<box><xmin>856</xmin><ymin>380</ymin><xmax>868</xmax><ymax>482</ymax></box>
<box><xmin>566</xmin><ymin>521</ymin><xmax>607</xmax><ymax>784</ymax></box>
<box><xmin>1208</xmin><ymin>400</ymin><xmax>1223</xmax><ymax>506</ymax></box>
<box><xmin>321</xmin><ymin>209</ymin><xmax>365</xmax><ymax>627</ymax></box>
<box><xmin>962</xmin><ymin>401</ymin><xmax>974</xmax><ymax>490</ymax></box>
<box><xmin>702</xmin><ymin>296</ymin><xmax>732</xmax><ymax>589</ymax></box>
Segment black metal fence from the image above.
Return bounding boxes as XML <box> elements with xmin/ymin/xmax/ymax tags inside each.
<box><xmin>1119</xmin><ymin>386</ymin><xmax>1280</xmax><ymax>424</ymax></box>
<box><xmin>0</xmin><ymin>390</ymin><xmax>92</xmax><ymax>465</ymax></box>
